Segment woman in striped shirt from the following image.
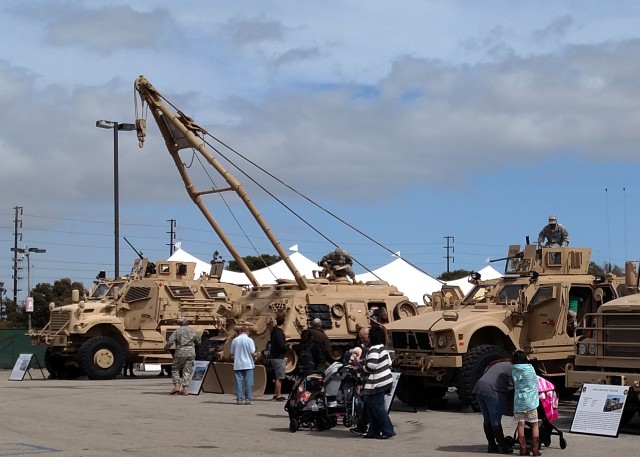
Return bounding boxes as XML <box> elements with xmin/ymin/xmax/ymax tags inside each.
<box><xmin>361</xmin><ymin>325</ymin><xmax>396</xmax><ymax>439</ymax></box>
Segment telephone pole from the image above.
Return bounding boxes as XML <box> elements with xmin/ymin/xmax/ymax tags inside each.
<box><xmin>12</xmin><ymin>206</ymin><xmax>23</xmax><ymax>305</ymax></box>
<box><xmin>167</xmin><ymin>219</ymin><xmax>177</xmax><ymax>256</ymax></box>
<box><xmin>443</xmin><ymin>236</ymin><xmax>455</xmax><ymax>273</ymax></box>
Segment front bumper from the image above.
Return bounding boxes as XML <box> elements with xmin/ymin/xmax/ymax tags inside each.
<box><xmin>565</xmin><ymin>363</ymin><xmax>640</xmax><ymax>389</ymax></box>
<box><xmin>392</xmin><ymin>352</ymin><xmax>461</xmax><ymax>379</ymax></box>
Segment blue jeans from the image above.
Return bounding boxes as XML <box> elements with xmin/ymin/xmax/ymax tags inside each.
<box><xmin>476</xmin><ymin>393</ymin><xmax>504</xmax><ymax>427</ymax></box>
<box><xmin>364</xmin><ymin>392</ymin><xmax>395</xmax><ymax>436</ymax></box>
<box><xmin>234</xmin><ymin>369</ymin><xmax>254</xmax><ymax>401</ymax></box>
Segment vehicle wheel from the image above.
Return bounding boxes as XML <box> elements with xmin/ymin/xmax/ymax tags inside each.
<box><xmin>542</xmin><ymin>437</ymin><xmax>551</xmax><ymax>447</ymax></box>
<box><xmin>77</xmin><ymin>336</ymin><xmax>125</xmax><ymax>380</ymax></box>
<box><xmin>315</xmin><ymin>417</ymin><xmax>327</xmax><ymax>431</ymax></box>
<box><xmin>393</xmin><ymin>300</ymin><xmax>418</xmax><ymax>320</ymax></box>
<box><xmin>559</xmin><ymin>437</ymin><xmax>567</xmax><ymax>449</ymax></box>
<box><xmin>395</xmin><ymin>375</ymin><xmax>428</xmax><ymax>407</ymax></box>
<box><xmin>343</xmin><ymin>414</ymin><xmax>353</xmax><ymax>427</ymax></box>
<box><xmin>44</xmin><ymin>348</ymin><xmax>83</xmax><ymax>379</ymax></box>
<box><xmin>289</xmin><ymin>419</ymin><xmax>299</xmax><ymax>433</ymax></box>
<box><xmin>620</xmin><ymin>407</ymin><xmax>637</xmax><ymax>426</ymax></box>
<box><xmin>195</xmin><ymin>338</ymin><xmax>223</xmax><ymax>361</ymax></box>
<box><xmin>503</xmin><ymin>435</ymin><xmax>515</xmax><ymax>448</ymax></box>
<box><xmin>455</xmin><ymin>344</ymin><xmax>509</xmax><ymax>410</ymax></box>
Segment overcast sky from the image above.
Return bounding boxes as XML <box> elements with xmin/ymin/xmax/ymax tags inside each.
<box><xmin>2</xmin><ymin>1</ymin><xmax>640</xmax><ymax>300</ymax></box>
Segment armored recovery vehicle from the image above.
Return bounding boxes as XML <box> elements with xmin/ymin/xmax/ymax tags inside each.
<box><xmin>385</xmin><ymin>242</ymin><xmax>633</xmax><ymax>408</ymax></box>
<box><xmin>132</xmin><ymin>76</ymin><xmax>420</xmax><ymax>374</ymax></box>
<box><xmin>30</xmin><ymin>258</ymin><xmax>245</xmax><ymax>379</ymax></box>
<box><xmin>565</xmin><ymin>261</ymin><xmax>640</xmax><ymax>425</ymax></box>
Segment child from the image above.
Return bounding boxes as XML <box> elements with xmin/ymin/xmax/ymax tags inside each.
<box><xmin>511</xmin><ymin>350</ymin><xmax>541</xmax><ymax>456</ymax></box>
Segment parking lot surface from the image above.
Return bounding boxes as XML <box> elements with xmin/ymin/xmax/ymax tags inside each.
<box><xmin>1</xmin><ymin>371</ymin><xmax>639</xmax><ymax>457</ymax></box>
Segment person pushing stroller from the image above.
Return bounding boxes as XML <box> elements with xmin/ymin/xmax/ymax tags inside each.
<box><xmin>473</xmin><ymin>358</ymin><xmax>514</xmax><ymax>454</ymax></box>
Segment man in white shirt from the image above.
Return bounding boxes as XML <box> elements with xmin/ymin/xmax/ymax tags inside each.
<box><xmin>230</xmin><ymin>325</ymin><xmax>256</xmax><ymax>405</ymax></box>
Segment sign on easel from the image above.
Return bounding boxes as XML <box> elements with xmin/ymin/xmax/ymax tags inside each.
<box><xmin>9</xmin><ymin>353</ymin><xmax>46</xmax><ymax>381</ymax></box>
<box><xmin>384</xmin><ymin>372</ymin><xmax>401</xmax><ymax>412</ymax></box>
<box><xmin>188</xmin><ymin>361</ymin><xmax>211</xmax><ymax>395</ymax></box>
<box><xmin>570</xmin><ymin>383</ymin><xmax>629</xmax><ymax>437</ymax></box>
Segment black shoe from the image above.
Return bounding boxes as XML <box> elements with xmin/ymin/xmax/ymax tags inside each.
<box><xmin>350</xmin><ymin>428</ymin><xmax>365</xmax><ymax>436</ymax></box>
<box><xmin>362</xmin><ymin>433</ymin><xmax>378</xmax><ymax>439</ymax></box>
<box><xmin>378</xmin><ymin>433</ymin><xmax>396</xmax><ymax>440</ymax></box>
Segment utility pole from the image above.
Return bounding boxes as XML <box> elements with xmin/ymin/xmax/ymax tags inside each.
<box><xmin>12</xmin><ymin>206</ymin><xmax>23</xmax><ymax>305</ymax></box>
<box><xmin>443</xmin><ymin>236</ymin><xmax>455</xmax><ymax>273</ymax></box>
<box><xmin>167</xmin><ymin>219</ymin><xmax>177</xmax><ymax>256</ymax></box>
<box><xmin>0</xmin><ymin>282</ymin><xmax>6</xmax><ymax>320</ymax></box>
<box><xmin>11</xmin><ymin>246</ymin><xmax>46</xmax><ymax>331</ymax></box>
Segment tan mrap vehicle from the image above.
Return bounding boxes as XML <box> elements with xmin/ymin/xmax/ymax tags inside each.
<box><xmin>30</xmin><ymin>258</ymin><xmax>246</xmax><ymax>379</ymax></box>
<box><xmin>385</xmin><ymin>242</ymin><xmax>632</xmax><ymax>408</ymax></box>
<box><xmin>132</xmin><ymin>76</ymin><xmax>421</xmax><ymax>382</ymax></box>
<box><xmin>565</xmin><ymin>260</ymin><xmax>640</xmax><ymax>425</ymax></box>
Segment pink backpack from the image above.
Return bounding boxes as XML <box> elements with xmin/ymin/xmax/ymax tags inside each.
<box><xmin>537</xmin><ymin>376</ymin><xmax>559</xmax><ymax>423</ymax></box>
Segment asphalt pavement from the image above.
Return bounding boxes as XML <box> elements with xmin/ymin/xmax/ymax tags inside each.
<box><xmin>1</xmin><ymin>369</ymin><xmax>639</xmax><ymax>457</ymax></box>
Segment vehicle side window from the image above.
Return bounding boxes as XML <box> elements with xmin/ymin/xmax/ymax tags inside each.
<box><xmin>530</xmin><ymin>285</ymin><xmax>554</xmax><ymax>306</ymax></box>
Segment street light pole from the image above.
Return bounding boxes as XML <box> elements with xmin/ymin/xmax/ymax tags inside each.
<box><xmin>96</xmin><ymin>120</ymin><xmax>136</xmax><ymax>278</ymax></box>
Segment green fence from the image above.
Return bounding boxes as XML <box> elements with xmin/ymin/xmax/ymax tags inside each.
<box><xmin>0</xmin><ymin>329</ymin><xmax>47</xmax><ymax>369</ymax></box>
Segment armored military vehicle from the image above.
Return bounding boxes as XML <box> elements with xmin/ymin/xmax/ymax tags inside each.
<box><xmin>132</xmin><ymin>76</ymin><xmax>420</xmax><ymax>375</ymax></box>
<box><xmin>385</xmin><ymin>242</ymin><xmax>632</xmax><ymax>408</ymax></box>
<box><xmin>31</xmin><ymin>258</ymin><xmax>246</xmax><ymax>379</ymax></box>
<box><xmin>565</xmin><ymin>260</ymin><xmax>640</xmax><ymax>424</ymax></box>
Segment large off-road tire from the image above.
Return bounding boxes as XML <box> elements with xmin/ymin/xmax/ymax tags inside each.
<box><xmin>195</xmin><ymin>339</ymin><xmax>223</xmax><ymax>362</ymax></box>
<box><xmin>620</xmin><ymin>407</ymin><xmax>637</xmax><ymax>426</ymax></box>
<box><xmin>44</xmin><ymin>348</ymin><xmax>83</xmax><ymax>379</ymax></box>
<box><xmin>455</xmin><ymin>344</ymin><xmax>510</xmax><ymax>410</ymax></box>
<box><xmin>394</xmin><ymin>375</ymin><xmax>447</xmax><ymax>407</ymax></box>
<box><xmin>77</xmin><ymin>336</ymin><xmax>125</xmax><ymax>380</ymax></box>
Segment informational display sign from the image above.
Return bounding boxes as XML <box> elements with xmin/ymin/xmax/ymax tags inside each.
<box><xmin>25</xmin><ymin>297</ymin><xmax>34</xmax><ymax>312</ymax></box>
<box><xmin>570</xmin><ymin>383</ymin><xmax>629</xmax><ymax>437</ymax></box>
<box><xmin>384</xmin><ymin>372</ymin><xmax>401</xmax><ymax>412</ymax></box>
<box><xmin>188</xmin><ymin>361</ymin><xmax>211</xmax><ymax>395</ymax></box>
<box><xmin>9</xmin><ymin>354</ymin><xmax>34</xmax><ymax>381</ymax></box>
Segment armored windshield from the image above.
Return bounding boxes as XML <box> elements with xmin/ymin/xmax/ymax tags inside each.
<box><xmin>91</xmin><ymin>281</ymin><xmax>126</xmax><ymax>299</ymax></box>
<box><xmin>462</xmin><ymin>284</ymin><xmax>492</xmax><ymax>304</ymax></box>
<box><xmin>497</xmin><ymin>284</ymin><xmax>524</xmax><ymax>304</ymax></box>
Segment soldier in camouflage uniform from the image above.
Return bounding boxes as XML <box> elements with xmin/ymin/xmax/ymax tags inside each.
<box><xmin>318</xmin><ymin>248</ymin><xmax>356</xmax><ymax>282</ymax></box>
<box><xmin>164</xmin><ymin>316</ymin><xmax>201</xmax><ymax>395</ymax></box>
<box><xmin>537</xmin><ymin>215</ymin><xmax>569</xmax><ymax>248</ymax></box>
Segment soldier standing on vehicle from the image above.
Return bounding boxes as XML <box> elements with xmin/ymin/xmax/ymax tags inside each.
<box><xmin>318</xmin><ymin>248</ymin><xmax>356</xmax><ymax>282</ymax></box>
<box><xmin>164</xmin><ymin>316</ymin><xmax>201</xmax><ymax>395</ymax></box>
<box><xmin>537</xmin><ymin>215</ymin><xmax>569</xmax><ymax>248</ymax></box>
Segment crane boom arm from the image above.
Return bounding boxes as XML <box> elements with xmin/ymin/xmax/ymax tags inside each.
<box><xmin>133</xmin><ymin>75</ymin><xmax>307</xmax><ymax>290</ymax></box>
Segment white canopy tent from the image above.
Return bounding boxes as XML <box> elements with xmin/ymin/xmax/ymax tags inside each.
<box><xmin>355</xmin><ymin>257</ymin><xmax>444</xmax><ymax>305</ymax></box>
<box><xmin>445</xmin><ymin>265</ymin><xmax>503</xmax><ymax>295</ymax></box>
<box><xmin>166</xmin><ymin>247</ymin><xmax>496</xmax><ymax>305</ymax></box>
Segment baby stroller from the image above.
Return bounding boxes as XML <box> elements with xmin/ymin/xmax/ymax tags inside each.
<box><xmin>505</xmin><ymin>377</ymin><xmax>568</xmax><ymax>450</ymax></box>
<box><xmin>284</xmin><ymin>362</ymin><xmax>361</xmax><ymax>433</ymax></box>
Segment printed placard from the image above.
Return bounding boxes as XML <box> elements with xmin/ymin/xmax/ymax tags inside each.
<box><xmin>188</xmin><ymin>360</ymin><xmax>210</xmax><ymax>395</ymax></box>
<box><xmin>9</xmin><ymin>354</ymin><xmax>34</xmax><ymax>381</ymax></box>
<box><xmin>570</xmin><ymin>383</ymin><xmax>629</xmax><ymax>437</ymax></box>
<box><xmin>384</xmin><ymin>372</ymin><xmax>401</xmax><ymax>412</ymax></box>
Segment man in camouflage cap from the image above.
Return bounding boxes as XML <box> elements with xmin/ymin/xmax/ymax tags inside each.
<box><xmin>537</xmin><ymin>215</ymin><xmax>569</xmax><ymax>248</ymax></box>
<box><xmin>164</xmin><ymin>316</ymin><xmax>201</xmax><ymax>395</ymax></box>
